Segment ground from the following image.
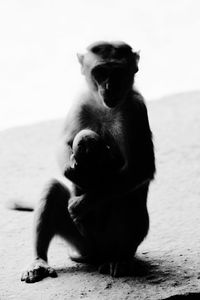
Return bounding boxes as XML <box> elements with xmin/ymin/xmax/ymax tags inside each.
<box><xmin>0</xmin><ymin>91</ymin><xmax>200</xmax><ymax>300</ymax></box>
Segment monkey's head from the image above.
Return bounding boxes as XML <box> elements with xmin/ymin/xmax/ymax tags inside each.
<box><xmin>77</xmin><ymin>41</ymin><xmax>140</xmax><ymax>108</ymax></box>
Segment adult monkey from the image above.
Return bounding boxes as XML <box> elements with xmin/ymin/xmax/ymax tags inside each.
<box><xmin>21</xmin><ymin>41</ymin><xmax>155</xmax><ymax>283</ymax></box>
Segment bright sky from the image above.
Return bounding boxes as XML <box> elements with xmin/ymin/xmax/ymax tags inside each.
<box><xmin>0</xmin><ymin>0</ymin><xmax>199</xmax><ymax>130</ymax></box>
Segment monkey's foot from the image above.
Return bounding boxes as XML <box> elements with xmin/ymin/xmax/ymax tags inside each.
<box><xmin>21</xmin><ymin>258</ymin><xmax>57</xmax><ymax>283</ymax></box>
<box><xmin>98</xmin><ymin>260</ymin><xmax>133</xmax><ymax>277</ymax></box>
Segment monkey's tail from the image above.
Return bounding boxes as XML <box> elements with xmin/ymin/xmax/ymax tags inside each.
<box><xmin>6</xmin><ymin>199</ymin><xmax>34</xmax><ymax>211</ymax></box>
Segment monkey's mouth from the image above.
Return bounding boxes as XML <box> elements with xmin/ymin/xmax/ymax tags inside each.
<box><xmin>102</xmin><ymin>92</ymin><xmax>122</xmax><ymax>108</ymax></box>
<box><xmin>103</xmin><ymin>98</ymin><xmax>118</xmax><ymax>108</ymax></box>
<box><xmin>99</xmin><ymin>89</ymin><xmax>119</xmax><ymax>108</ymax></box>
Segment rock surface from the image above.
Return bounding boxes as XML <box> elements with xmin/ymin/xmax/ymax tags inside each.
<box><xmin>0</xmin><ymin>91</ymin><xmax>200</xmax><ymax>299</ymax></box>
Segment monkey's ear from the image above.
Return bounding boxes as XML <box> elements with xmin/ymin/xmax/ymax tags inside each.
<box><xmin>133</xmin><ymin>51</ymin><xmax>140</xmax><ymax>73</ymax></box>
<box><xmin>135</xmin><ymin>51</ymin><xmax>140</xmax><ymax>62</ymax></box>
<box><xmin>77</xmin><ymin>53</ymin><xmax>84</xmax><ymax>66</ymax></box>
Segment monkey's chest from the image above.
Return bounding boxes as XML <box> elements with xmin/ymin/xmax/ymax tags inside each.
<box><xmin>97</xmin><ymin>113</ymin><xmax>128</xmax><ymax>162</ymax></box>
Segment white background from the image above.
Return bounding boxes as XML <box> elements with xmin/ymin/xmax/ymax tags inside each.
<box><xmin>0</xmin><ymin>0</ymin><xmax>199</xmax><ymax>131</ymax></box>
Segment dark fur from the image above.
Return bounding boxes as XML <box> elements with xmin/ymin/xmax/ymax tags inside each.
<box><xmin>21</xmin><ymin>41</ymin><xmax>155</xmax><ymax>283</ymax></box>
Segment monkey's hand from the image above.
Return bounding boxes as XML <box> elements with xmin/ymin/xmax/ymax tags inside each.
<box><xmin>68</xmin><ymin>194</ymin><xmax>89</xmax><ymax>224</ymax></box>
<box><xmin>67</xmin><ymin>193</ymin><xmax>98</xmax><ymax>237</ymax></box>
<box><xmin>64</xmin><ymin>153</ymin><xmax>93</xmax><ymax>189</ymax></box>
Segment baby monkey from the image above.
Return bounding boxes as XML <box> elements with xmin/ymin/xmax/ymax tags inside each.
<box><xmin>21</xmin><ymin>41</ymin><xmax>155</xmax><ymax>283</ymax></box>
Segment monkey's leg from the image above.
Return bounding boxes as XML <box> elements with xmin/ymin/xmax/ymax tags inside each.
<box><xmin>99</xmin><ymin>185</ymin><xmax>150</xmax><ymax>278</ymax></box>
<box><xmin>21</xmin><ymin>179</ymin><xmax>89</xmax><ymax>283</ymax></box>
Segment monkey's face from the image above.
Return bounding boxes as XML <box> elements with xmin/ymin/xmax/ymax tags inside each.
<box><xmin>91</xmin><ymin>62</ymin><xmax>133</xmax><ymax>108</ymax></box>
<box><xmin>78</xmin><ymin>42</ymin><xmax>139</xmax><ymax>108</ymax></box>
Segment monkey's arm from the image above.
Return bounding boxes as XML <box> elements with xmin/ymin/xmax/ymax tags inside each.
<box><xmin>57</xmin><ymin>102</ymin><xmax>83</xmax><ymax>181</ymax></box>
<box><xmin>109</xmin><ymin>102</ymin><xmax>156</xmax><ymax>195</ymax></box>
